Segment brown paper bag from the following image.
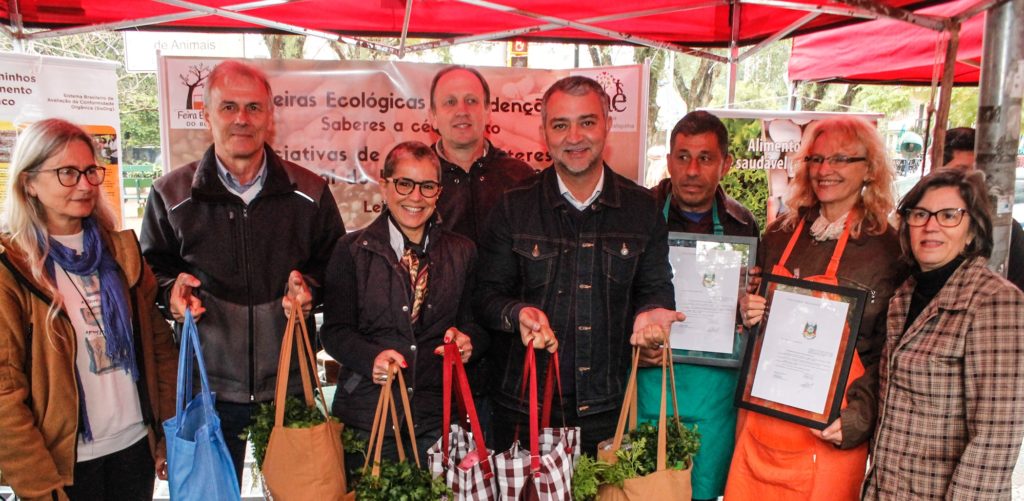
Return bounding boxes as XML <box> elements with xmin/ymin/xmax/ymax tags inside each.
<box><xmin>596</xmin><ymin>345</ymin><xmax>692</xmax><ymax>501</ymax></box>
<box><xmin>262</xmin><ymin>303</ymin><xmax>347</xmax><ymax>500</ymax></box>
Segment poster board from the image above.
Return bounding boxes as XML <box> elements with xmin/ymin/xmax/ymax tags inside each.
<box><xmin>0</xmin><ymin>53</ymin><xmax>122</xmax><ymax>222</ymax></box>
<box><xmin>157</xmin><ymin>57</ymin><xmax>647</xmax><ymax>229</ymax></box>
<box><xmin>701</xmin><ymin>109</ymin><xmax>884</xmax><ymax>226</ymax></box>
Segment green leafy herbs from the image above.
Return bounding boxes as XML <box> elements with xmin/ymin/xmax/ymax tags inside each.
<box><xmin>571</xmin><ymin>454</ymin><xmax>606</xmax><ymax>501</ymax></box>
<box><xmin>353</xmin><ymin>459</ymin><xmax>452</xmax><ymax>501</ymax></box>
<box><xmin>629</xmin><ymin>421</ymin><xmax>701</xmax><ymax>472</ymax></box>
<box><xmin>241</xmin><ymin>395</ymin><xmax>355</xmax><ymax>471</ymax></box>
<box><xmin>571</xmin><ymin>422</ymin><xmax>700</xmax><ymax>501</ymax></box>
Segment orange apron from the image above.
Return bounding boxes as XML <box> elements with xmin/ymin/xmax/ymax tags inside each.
<box><xmin>724</xmin><ymin>218</ymin><xmax>867</xmax><ymax>501</ymax></box>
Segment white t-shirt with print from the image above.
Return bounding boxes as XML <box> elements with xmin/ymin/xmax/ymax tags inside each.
<box><xmin>51</xmin><ymin>232</ymin><xmax>147</xmax><ymax>462</ymax></box>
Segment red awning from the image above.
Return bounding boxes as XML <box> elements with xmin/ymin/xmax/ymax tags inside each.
<box><xmin>2</xmin><ymin>0</ymin><xmax>950</xmax><ymax>49</ymax></box>
<box><xmin>789</xmin><ymin>0</ymin><xmax>984</xmax><ymax>85</ymax></box>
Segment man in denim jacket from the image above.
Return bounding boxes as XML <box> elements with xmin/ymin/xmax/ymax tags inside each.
<box><xmin>475</xmin><ymin>76</ymin><xmax>680</xmax><ymax>455</ymax></box>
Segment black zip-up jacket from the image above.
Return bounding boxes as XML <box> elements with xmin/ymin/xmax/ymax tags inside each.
<box><xmin>435</xmin><ymin>141</ymin><xmax>537</xmax><ymax>397</ymax></box>
<box><xmin>435</xmin><ymin>141</ymin><xmax>537</xmax><ymax>244</ymax></box>
<box><xmin>474</xmin><ymin>166</ymin><xmax>675</xmax><ymax>417</ymax></box>
<box><xmin>140</xmin><ymin>144</ymin><xmax>345</xmax><ymax>403</ymax></box>
<box><xmin>320</xmin><ymin>211</ymin><xmax>484</xmax><ymax>433</ymax></box>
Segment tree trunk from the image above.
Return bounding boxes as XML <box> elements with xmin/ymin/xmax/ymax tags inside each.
<box><xmin>589</xmin><ymin>45</ymin><xmax>612</xmax><ymax>66</ymax></box>
<box><xmin>263</xmin><ymin>34</ymin><xmax>307</xmax><ymax>59</ymax></box>
<box><xmin>800</xmin><ymin>83</ymin><xmax>828</xmax><ymax>111</ymax></box>
<box><xmin>838</xmin><ymin>84</ymin><xmax>862</xmax><ymax>108</ymax></box>
<box><xmin>634</xmin><ymin>47</ymin><xmax>666</xmax><ymax>148</ymax></box>
<box><xmin>673</xmin><ymin>53</ymin><xmax>722</xmax><ymax>112</ymax></box>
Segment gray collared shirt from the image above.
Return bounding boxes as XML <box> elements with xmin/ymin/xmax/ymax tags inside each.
<box><xmin>215</xmin><ymin>153</ymin><xmax>267</xmax><ymax>205</ymax></box>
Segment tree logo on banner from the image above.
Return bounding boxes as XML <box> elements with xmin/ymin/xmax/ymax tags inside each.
<box><xmin>594</xmin><ymin>71</ymin><xmax>627</xmax><ymax>113</ymax></box>
<box><xmin>179</xmin><ymin>64</ymin><xmax>211</xmax><ymax>110</ymax></box>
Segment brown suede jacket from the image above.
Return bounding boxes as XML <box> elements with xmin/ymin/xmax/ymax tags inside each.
<box><xmin>0</xmin><ymin>229</ymin><xmax>177</xmax><ymax>501</ymax></box>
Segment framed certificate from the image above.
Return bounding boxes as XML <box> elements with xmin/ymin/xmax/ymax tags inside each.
<box><xmin>735</xmin><ymin>274</ymin><xmax>867</xmax><ymax>429</ymax></box>
<box><xmin>667</xmin><ymin>232</ymin><xmax>757</xmax><ymax>368</ymax></box>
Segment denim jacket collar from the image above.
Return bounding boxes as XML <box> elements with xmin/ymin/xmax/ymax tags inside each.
<box><xmin>541</xmin><ymin>164</ymin><xmax>622</xmax><ymax>211</ymax></box>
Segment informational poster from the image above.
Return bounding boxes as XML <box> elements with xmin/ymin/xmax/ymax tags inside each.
<box><xmin>157</xmin><ymin>57</ymin><xmax>647</xmax><ymax>229</ymax></box>
<box><xmin>702</xmin><ymin>109</ymin><xmax>883</xmax><ymax>227</ymax></box>
<box><xmin>0</xmin><ymin>53</ymin><xmax>123</xmax><ymax>221</ymax></box>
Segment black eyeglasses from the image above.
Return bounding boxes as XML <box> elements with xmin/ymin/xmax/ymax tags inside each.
<box><xmin>34</xmin><ymin>165</ymin><xmax>106</xmax><ymax>187</ymax></box>
<box><xmin>384</xmin><ymin>177</ymin><xmax>441</xmax><ymax>198</ymax></box>
<box><xmin>804</xmin><ymin>154</ymin><xmax>868</xmax><ymax>166</ymax></box>
<box><xmin>902</xmin><ymin>207</ymin><xmax>968</xmax><ymax>227</ymax></box>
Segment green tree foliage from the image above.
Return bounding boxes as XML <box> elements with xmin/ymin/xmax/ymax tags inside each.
<box><xmin>734</xmin><ymin>41</ymin><xmax>791</xmax><ymax>110</ymax></box>
<box><xmin>722</xmin><ymin>119</ymin><xmax>769</xmax><ymax>231</ymax></box>
<box><xmin>19</xmin><ymin>32</ymin><xmax>160</xmax><ymax>150</ymax></box>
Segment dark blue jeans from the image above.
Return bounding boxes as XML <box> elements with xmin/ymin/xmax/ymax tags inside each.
<box><xmin>64</xmin><ymin>437</ymin><xmax>154</xmax><ymax>501</ymax></box>
<box><xmin>215</xmin><ymin>400</ymin><xmax>256</xmax><ymax>485</ymax></box>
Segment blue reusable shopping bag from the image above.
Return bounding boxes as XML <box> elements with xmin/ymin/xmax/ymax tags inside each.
<box><xmin>163</xmin><ymin>309</ymin><xmax>241</xmax><ymax>501</ymax></box>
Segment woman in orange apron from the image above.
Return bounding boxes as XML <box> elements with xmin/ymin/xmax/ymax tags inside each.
<box><xmin>724</xmin><ymin>117</ymin><xmax>905</xmax><ymax>500</ymax></box>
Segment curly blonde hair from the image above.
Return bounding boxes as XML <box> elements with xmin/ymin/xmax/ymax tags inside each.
<box><xmin>780</xmin><ymin>116</ymin><xmax>895</xmax><ymax>238</ymax></box>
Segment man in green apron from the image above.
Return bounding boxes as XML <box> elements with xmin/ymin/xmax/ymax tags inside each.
<box><xmin>641</xmin><ymin>111</ymin><xmax>760</xmax><ymax>500</ymax></box>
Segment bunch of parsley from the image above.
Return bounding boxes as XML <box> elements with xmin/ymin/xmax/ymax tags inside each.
<box><xmin>571</xmin><ymin>422</ymin><xmax>700</xmax><ymax>501</ymax></box>
<box><xmin>241</xmin><ymin>395</ymin><xmax>363</xmax><ymax>471</ymax></box>
<box><xmin>353</xmin><ymin>459</ymin><xmax>452</xmax><ymax>501</ymax></box>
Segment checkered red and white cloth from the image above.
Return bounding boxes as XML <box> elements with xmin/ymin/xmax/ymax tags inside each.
<box><xmin>493</xmin><ymin>426</ymin><xmax>580</xmax><ymax>501</ymax></box>
<box><xmin>427</xmin><ymin>424</ymin><xmax>498</xmax><ymax>500</ymax></box>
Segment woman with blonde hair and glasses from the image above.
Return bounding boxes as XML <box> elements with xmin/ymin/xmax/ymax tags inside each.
<box><xmin>863</xmin><ymin>168</ymin><xmax>1024</xmax><ymax>499</ymax></box>
<box><xmin>0</xmin><ymin>119</ymin><xmax>176</xmax><ymax>501</ymax></box>
<box><xmin>726</xmin><ymin>116</ymin><xmax>906</xmax><ymax>500</ymax></box>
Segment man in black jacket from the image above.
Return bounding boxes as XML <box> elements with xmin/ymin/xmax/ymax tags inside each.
<box><xmin>475</xmin><ymin>76</ymin><xmax>680</xmax><ymax>455</ymax></box>
<box><xmin>140</xmin><ymin>60</ymin><xmax>345</xmax><ymax>479</ymax></box>
<box><xmin>429</xmin><ymin>65</ymin><xmax>537</xmax><ymax>242</ymax></box>
<box><xmin>428</xmin><ymin>66</ymin><xmax>537</xmax><ymax>441</ymax></box>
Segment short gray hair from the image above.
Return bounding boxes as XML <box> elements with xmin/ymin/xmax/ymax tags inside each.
<box><xmin>540</xmin><ymin>76</ymin><xmax>610</xmax><ymax>122</ymax></box>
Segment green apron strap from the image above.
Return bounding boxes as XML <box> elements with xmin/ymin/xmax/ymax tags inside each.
<box><xmin>663</xmin><ymin>195</ymin><xmax>724</xmax><ymax>236</ymax></box>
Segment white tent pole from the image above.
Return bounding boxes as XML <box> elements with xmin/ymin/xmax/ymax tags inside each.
<box><xmin>403</xmin><ymin>2</ymin><xmax>726</xmax><ymax>55</ymax></box>
<box><xmin>738</xmin><ymin>12</ymin><xmax>820</xmax><ymax>62</ymax></box>
<box><xmin>727</xmin><ymin>0</ymin><xmax>739</xmax><ymax>108</ymax></box>
<box><xmin>828</xmin><ymin>0</ymin><xmax>947</xmax><ymax>30</ymax></box>
<box><xmin>397</xmin><ymin>0</ymin><xmax>414</xmax><ymax>58</ymax></box>
<box><xmin>152</xmin><ymin>0</ymin><xmax>399</xmax><ymax>55</ymax></box>
<box><xmin>741</xmin><ymin>0</ymin><xmax>879</xmax><ymax>20</ymax></box>
<box><xmin>453</xmin><ymin>0</ymin><xmax>729</xmax><ymax>62</ymax></box>
<box><xmin>953</xmin><ymin>0</ymin><xmax>1010</xmax><ymax>22</ymax></box>
<box><xmin>27</xmin><ymin>0</ymin><xmax>299</xmax><ymax>40</ymax></box>
<box><xmin>742</xmin><ymin>0</ymin><xmax>944</xmax><ymax>31</ymax></box>
<box><xmin>7</xmin><ymin>0</ymin><xmax>24</xmax><ymax>51</ymax></box>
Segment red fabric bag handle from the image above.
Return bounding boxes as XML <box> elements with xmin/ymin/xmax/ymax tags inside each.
<box><xmin>441</xmin><ymin>341</ymin><xmax>493</xmax><ymax>478</ymax></box>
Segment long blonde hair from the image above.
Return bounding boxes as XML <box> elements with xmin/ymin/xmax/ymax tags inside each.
<box><xmin>3</xmin><ymin>118</ymin><xmax>118</xmax><ymax>336</ymax></box>
<box><xmin>780</xmin><ymin>116</ymin><xmax>895</xmax><ymax>238</ymax></box>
